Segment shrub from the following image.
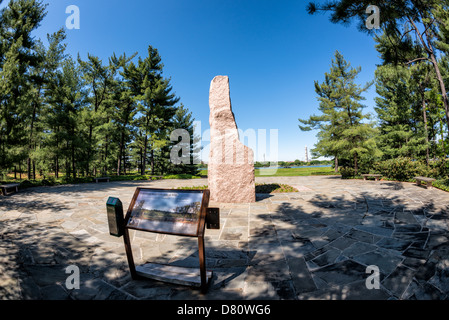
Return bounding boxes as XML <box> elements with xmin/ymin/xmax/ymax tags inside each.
<box><xmin>255</xmin><ymin>183</ymin><xmax>298</xmax><ymax>193</ymax></box>
<box><xmin>19</xmin><ymin>180</ymin><xmax>35</xmax><ymax>189</ymax></box>
<box><xmin>339</xmin><ymin>167</ymin><xmax>356</xmax><ymax>179</ymax></box>
<box><xmin>163</xmin><ymin>174</ymin><xmax>201</xmax><ymax>180</ymax></box>
<box><xmin>373</xmin><ymin>157</ymin><xmax>427</xmax><ymax>181</ymax></box>
<box><xmin>427</xmin><ymin>160</ymin><xmax>449</xmax><ymax>179</ymax></box>
<box><xmin>433</xmin><ymin>178</ymin><xmax>449</xmax><ymax>192</ymax></box>
<box><xmin>177</xmin><ymin>185</ymin><xmax>208</xmax><ymax>190</ymax></box>
<box><xmin>41</xmin><ymin>179</ymin><xmax>54</xmax><ymax>186</ymax></box>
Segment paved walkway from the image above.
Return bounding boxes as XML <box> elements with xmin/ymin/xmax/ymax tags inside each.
<box><xmin>1</xmin><ymin>176</ymin><xmax>449</xmax><ymax>300</ymax></box>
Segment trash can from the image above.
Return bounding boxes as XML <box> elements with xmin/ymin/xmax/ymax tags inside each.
<box><xmin>106</xmin><ymin>197</ymin><xmax>124</xmax><ymax>237</ymax></box>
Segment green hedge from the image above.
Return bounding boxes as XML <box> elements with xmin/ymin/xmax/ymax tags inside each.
<box><xmin>339</xmin><ymin>158</ymin><xmax>449</xmax><ymax>191</ymax></box>
<box><xmin>373</xmin><ymin>157</ymin><xmax>448</xmax><ymax>181</ymax></box>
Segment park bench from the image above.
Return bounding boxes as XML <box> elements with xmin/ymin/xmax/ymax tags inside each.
<box><xmin>414</xmin><ymin>176</ymin><xmax>435</xmax><ymax>189</ymax></box>
<box><xmin>361</xmin><ymin>174</ymin><xmax>383</xmax><ymax>181</ymax></box>
<box><xmin>0</xmin><ymin>183</ymin><xmax>20</xmax><ymax>196</ymax></box>
<box><xmin>94</xmin><ymin>177</ymin><xmax>111</xmax><ymax>183</ymax></box>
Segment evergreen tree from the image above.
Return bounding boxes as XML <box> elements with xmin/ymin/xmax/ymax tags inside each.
<box><xmin>27</xmin><ymin>29</ymin><xmax>67</xmax><ymax>179</ymax></box>
<box><xmin>374</xmin><ymin>31</ymin><xmax>445</xmax><ymax>163</ymax></box>
<box><xmin>0</xmin><ymin>1</ymin><xmax>196</xmax><ymax>180</ymax></box>
<box><xmin>78</xmin><ymin>54</ymin><xmax>112</xmax><ymax>176</ymax></box>
<box><xmin>108</xmin><ymin>52</ymin><xmax>137</xmax><ymax>175</ymax></box>
<box><xmin>0</xmin><ymin>0</ymin><xmax>47</xmax><ymax>177</ymax></box>
<box><xmin>44</xmin><ymin>57</ymin><xmax>86</xmax><ymax>180</ymax></box>
<box><xmin>129</xmin><ymin>45</ymin><xmax>179</xmax><ymax>175</ymax></box>
<box><xmin>299</xmin><ymin>51</ymin><xmax>380</xmax><ymax>175</ymax></box>
<box><xmin>307</xmin><ymin>0</ymin><xmax>449</xmax><ymax>138</ymax></box>
<box><xmin>167</xmin><ymin>104</ymin><xmax>199</xmax><ymax>175</ymax></box>
<box><xmin>374</xmin><ymin>64</ymin><xmax>423</xmax><ymax>160</ymax></box>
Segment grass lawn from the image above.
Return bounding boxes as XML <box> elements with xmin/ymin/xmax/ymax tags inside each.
<box><xmin>2</xmin><ymin>167</ymin><xmax>337</xmax><ymax>191</ymax></box>
<box><xmin>200</xmin><ymin>166</ymin><xmax>337</xmax><ymax>177</ymax></box>
<box><xmin>178</xmin><ymin>183</ymin><xmax>299</xmax><ymax>193</ymax></box>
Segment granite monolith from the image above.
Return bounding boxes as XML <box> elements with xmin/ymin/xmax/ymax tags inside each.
<box><xmin>208</xmin><ymin>76</ymin><xmax>255</xmax><ymax>203</ymax></box>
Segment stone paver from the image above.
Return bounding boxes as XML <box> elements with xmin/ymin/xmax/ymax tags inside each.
<box><xmin>1</xmin><ymin>176</ymin><xmax>449</xmax><ymax>300</ymax></box>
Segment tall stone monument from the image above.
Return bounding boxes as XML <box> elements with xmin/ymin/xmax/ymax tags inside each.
<box><xmin>208</xmin><ymin>76</ymin><xmax>255</xmax><ymax>203</ymax></box>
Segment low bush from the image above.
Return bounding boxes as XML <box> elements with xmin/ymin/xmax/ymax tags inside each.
<box><xmin>373</xmin><ymin>157</ymin><xmax>427</xmax><ymax>181</ymax></box>
<box><xmin>177</xmin><ymin>185</ymin><xmax>208</xmax><ymax>190</ymax></box>
<box><xmin>339</xmin><ymin>167</ymin><xmax>356</xmax><ymax>179</ymax></box>
<box><xmin>255</xmin><ymin>183</ymin><xmax>298</xmax><ymax>193</ymax></box>
<box><xmin>164</xmin><ymin>174</ymin><xmax>201</xmax><ymax>180</ymax></box>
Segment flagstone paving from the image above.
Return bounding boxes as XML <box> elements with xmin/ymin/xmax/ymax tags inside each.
<box><xmin>1</xmin><ymin>176</ymin><xmax>449</xmax><ymax>300</ymax></box>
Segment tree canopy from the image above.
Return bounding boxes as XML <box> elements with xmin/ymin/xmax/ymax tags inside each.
<box><xmin>0</xmin><ymin>0</ymin><xmax>198</xmax><ymax>180</ymax></box>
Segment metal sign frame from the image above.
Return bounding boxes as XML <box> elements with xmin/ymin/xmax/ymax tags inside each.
<box><xmin>122</xmin><ymin>188</ymin><xmax>212</xmax><ymax>293</ymax></box>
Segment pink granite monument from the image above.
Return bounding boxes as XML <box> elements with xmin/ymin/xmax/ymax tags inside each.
<box><xmin>208</xmin><ymin>76</ymin><xmax>256</xmax><ymax>203</ymax></box>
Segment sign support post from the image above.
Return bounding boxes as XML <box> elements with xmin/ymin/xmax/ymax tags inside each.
<box><xmin>109</xmin><ymin>188</ymin><xmax>218</xmax><ymax>293</ymax></box>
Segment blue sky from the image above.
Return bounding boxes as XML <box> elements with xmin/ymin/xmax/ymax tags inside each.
<box><xmin>3</xmin><ymin>0</ymin><xmax>381</xmax><ymax>162</ymax></box>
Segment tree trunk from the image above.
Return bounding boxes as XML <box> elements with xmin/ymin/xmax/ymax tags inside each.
<box><xmin>123</xmin><ymin>150</ymin><xmax>127</xmax><ymax>175</ymax></box>
<box><xmin>66</xmin><ymin>141</ymin><xmax>71</xmax><ymax>179</ymax></box>
<box><xmin>72</xmin><ymin>141</ymin><xmax>76</xmax><ymax>180</ymax></box>
<box><xmin>440</xmin><ymin>118</ymin><xmax>446</xmax><ymax>160</ymax></box>
<box><xmin>353</xmin><ymin>153</ymin><xmax>358</xmax><ymax>176</ymax></box>
<box><xmin>27</xmin><ymin>158</ymin><xmax>31</xmax><ymax>180</ymax></box>
<box><xmin>141</xmin><ymin>136</ymin><xmax>148</xmax><ymax>176</ymax></box>
<box><xmin>422</xmin><ymin>98</ymin><xmax>430</xmax><ymax>166</ymax></box>
<box><xmin>32</xmin><ymin>160</ymin><xmax>36</xmax><ymax>180</ymax></box>
<box><xmin>87</xmin><ymin>124</ymin><xmax>93</xmax><ymax>176</ymax></box>
<box><xmin>55</xmin><ymin>156</ymin><xmax>59</xmax><ymax>179</ymax></box>
<box><xmin>117</xmin><ymin>154</ymin><xmax>121</xmax><ymax>176</ymax></box>
<box><xmin>409</xmin><ymin>18</ymin><xmax>449</xmax><ymax>137</ymax></box>
<box><xmin>429</xmin><ymin>52</ymin><xmax>449</xmax><ymax>137</ymax></box>
<box><xmin>27</xmin><ymin>102</ymin><xmax>37</xmax><ymax>180</ymax></box>
<box><xmin>151</xmin><ymin>149</ymin><xmax>155</xmax><ymax>175</ymax></box>
<box><xmin>117</xmin><ymin>130</ymin><xmax>125</xmax><ymax>176</ymax></box>
<box><xmin>104</xmin><ymin>136</ymin><xmax>108</xmax><ymax>176</ymax></box>
<box><xmin>334</xmin><ymin>156</ymin><xmax>339</xmax><ymax>173</ymax></box>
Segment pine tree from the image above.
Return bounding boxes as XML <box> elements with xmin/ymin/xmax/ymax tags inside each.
<box><xmin>167</xmin><ymin>104</ymin><xmax>199</xmax><ymax>175</ymax></box>
<box><xmin>374</xmin><ymin>31</ymin><xmax>445</xmax><ymax>163</ymax></box>
<box><xmin>108</xmin><ymin>52</ymin><xmax>137</xmax><ymax>175</ymax></box>
<box><xmin>307</xmin><ymin>0</ymin><xmax>449</xmax><ymax>138</ymax></box>
<box><xmin>0</xmin><ymin>0</ymin><xmax>47</xmax><ymax>177</ymax></box>
<box><xmin>129</xmin><ymin>45</ymin><xmax>179</xmax><ymax>175</ymax></box>
<box><xmin>299</xmin><ymin>51</ymin><xmax>380</xmax><ymax>175</ymax></box>
<box><xmin>26</xmin><ymin>29</ymin><xmax>67</xmax><ymax>179</ymax></box>
<box><xmin>78</xmin><ymin>54</ymin><xmax>113</xmax><ymax>176</ymax></box>
<box><xmin>44</xmin><ymin>57</ymin><xmax>86</xmax><ymax>180</ymax></box>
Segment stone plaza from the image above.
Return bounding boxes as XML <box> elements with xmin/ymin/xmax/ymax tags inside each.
<box><xmin>1</xmin><ymin>176</ymin><xmax>449</xmax><ymax>300</ymax></box>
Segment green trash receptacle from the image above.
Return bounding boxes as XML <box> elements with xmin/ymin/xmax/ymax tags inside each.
<box><xmin>106</xmin><ymin>197</ymin><xmax>124</xmax><ymax>237</ymax></box>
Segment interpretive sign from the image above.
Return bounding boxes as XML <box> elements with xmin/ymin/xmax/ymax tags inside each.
<box><xmin>126</xmin><ymin>189</ymin><xmax>203</xmax><ymax>236</ymax></box>
<box><xmin>119</xmin><ymin>188</ymin><xmax>215</xmax><ymax>293</ymax></box>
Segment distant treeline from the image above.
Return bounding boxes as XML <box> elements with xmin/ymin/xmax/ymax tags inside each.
<box><xmin>199</xmin><ymin>160</ymin><xmax>332</xmax><ymax>169</ymax></box>
<box><xmin>254</xmin><ymin>160</ymin><xmax>332</xmax><ymax>168</ymax></box>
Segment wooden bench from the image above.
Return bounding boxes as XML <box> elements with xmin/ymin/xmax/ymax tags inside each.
<box><xmin>414</xmin><ymin>176</ymin><xmax>435</xmax><ymax>189</ymax></box>
<box><xmin>361</xmin><ymin>174</ymin><xmax>383</xmax><ymax>181</ymax></box>
<box><xmin>94</xmin><ymin>177</ymin><xmax>111</xmax><ymax>183</ymax></box>
<box><xmin>0</xmin><ymin>183</ymin><xmax>20</xmax><ymax>196</ymax></box>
